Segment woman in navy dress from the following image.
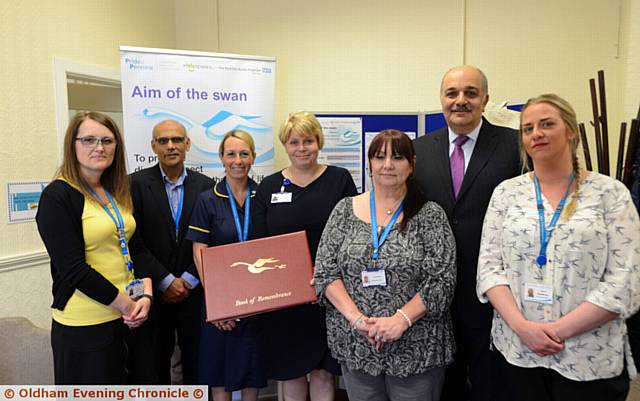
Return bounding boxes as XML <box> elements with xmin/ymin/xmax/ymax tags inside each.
<box><xmin>254</xmin><ymin>111</ymin><xmax>358</xmax><ymax>401</ymax></box>
<box><xmin>188</xmin><ymin>130</ymin><xmax>265</xmax><ymax>401</ymax></box>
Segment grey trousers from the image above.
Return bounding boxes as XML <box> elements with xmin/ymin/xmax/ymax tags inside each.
<box><xmin>342</xmin><ymin>365</ymin><xmax>446</xmax><ymax>401</ymax></box>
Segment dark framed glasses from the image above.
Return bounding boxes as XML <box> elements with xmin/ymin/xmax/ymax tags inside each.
<box><xmin>76</xmin><ymin>136</ymin><xmax>117</xmax><ymax>147</ymax></box>
<box><xmin>154</xmin><ymin>136</ymin><xmax>187</xmax><ymax>145</ymax></box>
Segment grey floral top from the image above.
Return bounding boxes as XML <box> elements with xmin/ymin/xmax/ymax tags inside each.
<box><xmin>314</xmin><ymin>197</ymin><xmax>456</xmax><ymax>377</ymax></box>
<box><xmin>477</xmin><ymin>173</ymin><xmax>640</xmax><ymax>381</ymax></box>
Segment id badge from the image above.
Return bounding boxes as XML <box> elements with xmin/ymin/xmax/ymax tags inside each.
<box><xmin>126</xmin><ymin>279</ymin><xmax>144</xmax><ymax>300</ymax></box>
<box><xmin>362</xmin><ymin>268</ymin><xmax>387</xmax><ymax>288</ymax></box>
<box><xmin>271</xmin><ymin>192</ymin><xmax>292</xmax><ymax>204</ymax></box>
<box><xmin>523</xmin><ymin>282</ymin><xmax>553</xmax><ymax>305</ymax></box>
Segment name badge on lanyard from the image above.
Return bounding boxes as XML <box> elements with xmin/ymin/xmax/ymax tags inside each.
<box><xmin>362</xmin><ymin>268</ymin><xmax>387</xmax><ymax>288</ymax></box>
<box><xmin>363</xmin><ymin>190</ymin><xmax>404</xmax><ymax>288</ymax></box>
<box><xmin>523</xmin><ymin>282</ymin><xmax>553</xmax><ymax>304</ymax></box>
<box><xmin>126</xmin><ymin>279</ymin><xmax>144</xmax><ymax>299</ymax></box>
<box><xmin>271</xmin><ymin>178</ymin><xmax>292</xmax><ymax>204</ymax></box>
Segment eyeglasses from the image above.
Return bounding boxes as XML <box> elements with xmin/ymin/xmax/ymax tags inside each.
<box><xmin>76</xmin><ymin>136</ymin><xmax>117</xmax><ymax>147</ymax></box>
<box><xmin>154</xmin><ymin>136</ymin><xmax>187</xmax><ymax>145</ymax></box>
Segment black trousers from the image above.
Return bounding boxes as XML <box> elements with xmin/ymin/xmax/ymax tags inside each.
<box><xmin>125</xmin><ymin>320</ymin><xmax>158</xmax><ymax>384</ymax></box>
<box><xmin>627</xmin><ymin>311</ymin><xmax>640</xmax><ymax>367</ymax></box>
<box><xmin>441</xmin><ymin>324</ymin><xmax>507</xmax><ymax>401</ymax></box>
<box><xmin>51</xmin><ymin>318</ymin><xmax>127</xmax><ymax>384</ymax></box>
<box><xmin>496</xmin><ymin>350</ymin><xmax>630</xmax><ymax>401</ymax></box>
<box><xmin>150</xmin><ymin>293</ymin><xmax>201</xmax><ymax>384</ymax></box>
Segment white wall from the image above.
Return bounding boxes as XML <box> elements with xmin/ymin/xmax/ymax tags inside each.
<box><xmin>466</xmin><ymin>0</ymin><xmax>625</xmax><ymax>168</ymax></box>
<box><xmin>621</xmin><ymin>0</ymin><xmax>640</xmax><ymax>121</ymax></box>
<box><xmin>216</xmin><ymin>0</ymin><xmax>465</xmax><ymax>167</ymax></box>
<box><xmin>0</xmin><ymin>0</ymin><xmax>176</xmax><ymax>328</ymax></box>
<box><xmin>208</xmin><ymin>0</ymin><xmax>637</xmax><ymax>171</ymax></box>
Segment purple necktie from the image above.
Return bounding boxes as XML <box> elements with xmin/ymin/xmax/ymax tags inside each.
<box><xmin>450</xmin><ymin>135</ymin><xmax>469</xmax><ymax>198</ymax></box>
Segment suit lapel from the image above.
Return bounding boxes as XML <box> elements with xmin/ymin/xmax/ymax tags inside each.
<box><xmin>457</xmin><ymin>121</ymin><xmax>499</xmax><ymax>201</ymax></box>
<box><xmin>147</xmin><ymin>165</ymin><xmax>177</xmax><ymax>242</ymax></box>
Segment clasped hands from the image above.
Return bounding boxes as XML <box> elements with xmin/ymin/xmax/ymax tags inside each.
<box><xmin>514</xmin><ymin>319</ymin><xmax>564</xmax><ymax>357</ymax></box>
<box><xmin>352</xmin><ymin>312</ymin><xmax>410</xmax><ymax>352</ymax></box>
<box><xmin>211</xmin><ymin>319</ymin><xmax>241</xmax><ymax>331</ymax></box>
<box><xmin>122</xmin><ymin>297</ymin><xmax>152</xmax><ymax>330</ymax></box>
<box><xmin>162</xmin><ymin>277</ymin><xmax>191</xmax><ymax>304</ymax></box>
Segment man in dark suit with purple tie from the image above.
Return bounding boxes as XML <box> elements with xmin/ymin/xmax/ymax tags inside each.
<box><xmin>413</xmin><ymin>66</ymin><xmax>521</xmax><ymax>401</ymax></box>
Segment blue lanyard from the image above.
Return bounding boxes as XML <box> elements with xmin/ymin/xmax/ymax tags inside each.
<box><xmin>90</xmin><ymin>189</ymin><xmax>133</xmax><ymax>272</ymax></box>
<box><xmin>170</xmin><ymin>186</ymin><xmax>185</xmax><ymax>238</ymax></box>
<box><xmin>533</xmin><ymin>172</ymin><xmax>574</xmax><ymax>267</ymax></box>
<box><xmin>225</xmin><ymin>180</ymin><xmax>251</xmax><ymax>242</ymax></box>
<box><xmin>370</xmin><ymin>190</ymin><xmax>404</xmax><ymax>260</ymax></box>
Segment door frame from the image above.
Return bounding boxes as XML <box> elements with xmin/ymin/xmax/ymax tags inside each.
<box><xmin>53</xmin><ymin>58</ymin><xmax>120</xmax><ymax>163</ymax></box>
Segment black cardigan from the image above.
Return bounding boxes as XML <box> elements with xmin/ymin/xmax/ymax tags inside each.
<box><xmin>36</xmin><ymin>180</ymin><xmax>150</xmax><ymax>311</ymax></box>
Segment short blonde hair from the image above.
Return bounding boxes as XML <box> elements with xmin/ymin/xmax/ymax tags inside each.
<box><xmin>219</xmin><ymin>129</ymin><xmax>256</xmax><ymax>159</ymax></box>
<box><xmin>278</xmin><ymin>111</ymin><xmax>324</xmax><ymax>149</ymax></box>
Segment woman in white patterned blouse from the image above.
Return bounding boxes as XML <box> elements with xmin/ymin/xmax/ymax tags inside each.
<box><xmin>476</xmin><ymin>94</ymin><xmax>640</xmax><ymax>401</ymax></box>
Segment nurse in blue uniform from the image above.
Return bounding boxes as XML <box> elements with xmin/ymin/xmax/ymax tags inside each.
<box><xmin>254</xmin><ymin>111</ymin><xmax>358</xmax><ymax>401</ymax></box>
<box><xmin>188</xmin><ymin>130</ymin><xmax>265</xmax><ymax>401</ymax></box>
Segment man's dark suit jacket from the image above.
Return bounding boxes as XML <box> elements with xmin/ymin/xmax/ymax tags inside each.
<box><xmin>130</xmin><ymin>164</ymin><xmax>214</xmax><ymax>297</ymax></box>
<box><xmin>128</xmin><ymin>163</ymin><xmax>213</xmax><ymax>384</ymax></box>
<box><xmin>414</xmin><ymin>118</ymin><xmax>521</xmax><ymax>328</ymax></box>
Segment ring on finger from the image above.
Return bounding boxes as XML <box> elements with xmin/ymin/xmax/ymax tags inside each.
<box><xmin>375</xmin><ymin>335</ymin><xmax>381</xmax><ymax>341</ymax></box>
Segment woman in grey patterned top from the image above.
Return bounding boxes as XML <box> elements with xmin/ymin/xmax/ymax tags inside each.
<box><xmin>315</xmin><ymin>130</ymin><xmax>456</xmax><ymax>401</ymax></box>
<box><xmin>477</xmin><ymin>94</ymin><xmax>640</xmax><ymax>401</ymax></box>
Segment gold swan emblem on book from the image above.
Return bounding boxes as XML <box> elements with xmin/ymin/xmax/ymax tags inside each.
<box><xmin>230</xmin><ymin>258</ymin><xmax>287</xmax><ymax>274</ymax></box>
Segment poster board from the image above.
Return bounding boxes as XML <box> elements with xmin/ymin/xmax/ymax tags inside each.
<box><xmin>120</xmin><ymin>46</ymin><xmax>276</xmax><ymax>182</ymax></box>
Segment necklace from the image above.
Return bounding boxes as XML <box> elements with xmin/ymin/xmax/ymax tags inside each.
<box><xmin>379</xmin><ymin>199</ymin><xmax>403</xmax><ymax>217</ymax></box>
<box><xmin>373</xmin><ymin>190</ymin><xmax>405</xmax><ymax>233</ymax></box>
<box><xmin>378</xmin><ymin>202</ymin><xmax>402</xmax><ymax>233</ymax></box>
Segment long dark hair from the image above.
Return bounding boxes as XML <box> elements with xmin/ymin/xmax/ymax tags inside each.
<box><xmin>368</xmin><ymin>129</ymin><xmax>426</xmax><ymax>231</ymax></box>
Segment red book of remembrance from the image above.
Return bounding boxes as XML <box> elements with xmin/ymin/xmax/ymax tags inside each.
<box><xmin>200</xmin><ymin>230</ymin><xmax>317</xmax><ymax>322</ymax></box>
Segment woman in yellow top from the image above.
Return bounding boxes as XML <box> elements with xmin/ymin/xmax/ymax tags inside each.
<box><xmin>36</xmin><ymin>111</ymin><xmax>153</xmax><ymax>384</ymax></box>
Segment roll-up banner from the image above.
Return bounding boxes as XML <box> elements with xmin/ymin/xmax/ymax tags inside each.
<box><xmin>120</xmin><ymin>46</ymin><xmax>276</xmax><ymax>181</ymax></box>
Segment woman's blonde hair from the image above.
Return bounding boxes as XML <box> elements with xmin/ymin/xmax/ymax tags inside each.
<box><xmin>56</xmin><ymin>111</ymin><xmax>132</xmax><ymax>211</ymax></box>
<box><xmin>519</xmin><ymin>94</ymin><xmax>581</xmax><ymax>219</ymax></box>
<box><xmin>278</xmin><ymin>111</ymin><xmax>324</xmax><ymax>149</ymax></box>
<box><xmin>219</xmin><ymin>129</ymin><xmax>256</xmax><ymax>159</ymax></box>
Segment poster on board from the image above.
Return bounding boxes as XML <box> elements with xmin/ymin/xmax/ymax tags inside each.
<box><xmin>7</xmin><ymin>181</ymin><xmax>49</xmax><ymax>224</ymax></box>
<box><xmin>120</xmin><ymin>46</ymin><xmax>276</xmax><ymax>182</ymax></box>
<box><xmin>316</xmin><ymin>117</ymin><xmax>363</xmax><ymax>191</ymax></box>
